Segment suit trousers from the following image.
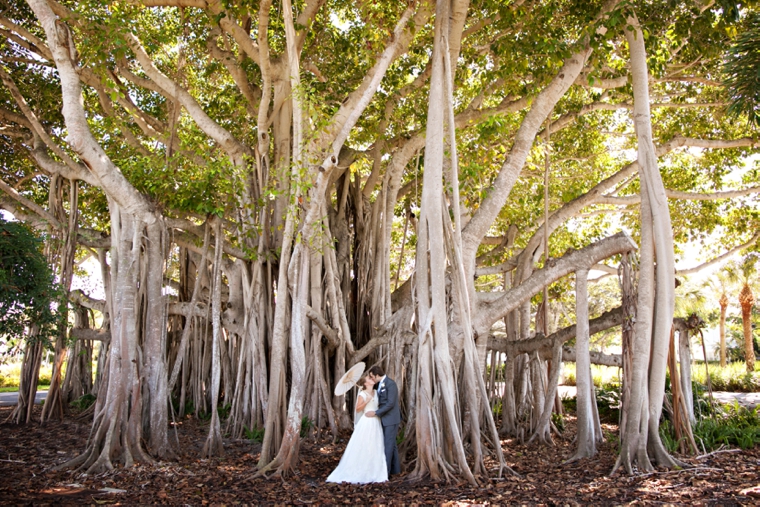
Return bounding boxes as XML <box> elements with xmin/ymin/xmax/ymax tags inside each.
<box><xmin>382</xmin><ymin>422</ymin><xmax>401</xmax><ymax>475</ymax></box>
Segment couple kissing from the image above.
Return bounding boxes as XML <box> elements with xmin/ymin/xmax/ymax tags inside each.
<box><xmin>326</xmin><ymin>365</ymin><xmax>401</xmax><ymax>484</ymax></box>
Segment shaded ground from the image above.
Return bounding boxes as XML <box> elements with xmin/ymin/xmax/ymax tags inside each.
<box><xmin>1</xmin><ymin>405</ymin><xmax>759</xmax><ymax>505</ymax></box>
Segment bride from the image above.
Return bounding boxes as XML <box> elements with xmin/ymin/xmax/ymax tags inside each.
<box><xmin>326</xmin><ymin>374</ymin><xmax>388</xmax><ymax>483</ymax></box>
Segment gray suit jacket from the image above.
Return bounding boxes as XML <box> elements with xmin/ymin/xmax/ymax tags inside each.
<box><xmin>374</xmin><ymin>376</ymin><xmax>401</xmax><ymax>426</ymax></box>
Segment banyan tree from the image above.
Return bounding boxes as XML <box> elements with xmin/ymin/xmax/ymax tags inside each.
<box><xmin>2</xmin><ymin>0</ymin><xmax>759</xmax><ymax>479</ymax></box>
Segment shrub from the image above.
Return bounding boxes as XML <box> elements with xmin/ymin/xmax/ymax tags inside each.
<box><xmin>0</xmin><ymin>217</ymin><xmax>64</xmax><ymax>343</ymax></box>
<box><xmin>551</xmin><ymin>411</ymin><xmax>565</xmax><ymax>432</ymax></box>
<box><xmin>0</xmin><ymin>363</ymin><xmax>53</xmax><ymax>388</ymax></box>
<box><xmin>218</xmin><ymin>403</ymin><xmax>232</xmax><ymax>420</ymax></box>
<box><xmin>692</xmin><ymin>404</ymin><xmax>760</xmax><ymax>452</ymax></box>
<box><xmin>491</xmin><ymin>398</ymin><xmax>502</xmax><ymax>417</ymax></box>
<box><xmin>660</xmin><ymin>420</ymin><xmax>680</xmax><ymax>453</ymax></box>
<box><xmin>70</xmin><ymin>393</ymin><xmax>97</xmax><ymax>410</ymax></box>
<box><xmin>244</xmin><ymin>425</ymin><xmax>265</xmax><ymax>443</ymax></box>
<box><xmin>300</xmin><ymin>416</ymin><xmax>314</xmax><ymax>437</ymax></box>
<box><xmin>596</xmin><ymin>383</ymin><xmax>622</xmax><ymax>423</ymax></box>
<box><xmin>660</xmin><ymin>396</ymin><xmax>760</xmax><ymax>453</ymax></box>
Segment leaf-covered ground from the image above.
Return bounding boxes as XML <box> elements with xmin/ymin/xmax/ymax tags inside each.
<box><xmin>1</xmin><ymin>405</ymin><xmax>759</xmax><ymax>505</ymax></box>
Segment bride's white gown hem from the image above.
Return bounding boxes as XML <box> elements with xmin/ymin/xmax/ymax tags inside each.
<box><xmin>326</xmin><ymin>391</ymin><xmax>388</xmax><ymax>484</ymax></box>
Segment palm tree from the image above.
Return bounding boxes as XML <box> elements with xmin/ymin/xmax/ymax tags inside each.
<box><xmin>704</xmin><ymin>272</ymin><xmax>732</xmax><ymax>367</ymax></box>
<box><xmin>719</xmin><ymin>292</ymin><xmax>730</xmax><ymax>367</ymax></box>
<box><xmin>724</xmin><ymin>13</ymin><xmax>760</xmax><ymax>125</ymax></box>
<box><xmin>726</xmin><ymin>255</ymin><xmax>759</xmax><ymax>373</ymax></box>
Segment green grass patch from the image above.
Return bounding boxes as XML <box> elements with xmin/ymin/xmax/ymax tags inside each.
<box><xmin>0</xmin><ymin>362</ymin><xmax>54</xmax><ymax>388</ymax></box>
<box><xmin>561</xmin><ymin>363</ymin><xmax>621</xmax><ymax>387</ymax></box>
<box><xmin>691</xmin><ymin>361</ymin><xmax>760</xmax><ymax>393</ymax></box>
<box><xmin>562</xmin><ymin>361</ymin><xmax>760</xmax><ymax>392</ymax></box>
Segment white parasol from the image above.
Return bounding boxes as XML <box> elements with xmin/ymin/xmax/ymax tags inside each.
<box><xmin>334</xmin><ymin>362</ymin><xmax>365</xmax><ymax>396</ymax></box>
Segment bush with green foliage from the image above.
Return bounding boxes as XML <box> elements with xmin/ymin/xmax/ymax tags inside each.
<box><xmin>659</xmin><ymin>373</ymin><xmax>760</xmax><ymax>453</ymax></box>
<box><xmin>693</xmin><ymin>403</ymin><xmax>760</xmax><ymax>451</ymax></box>
<box><xmin>0</xmin><ymin>217</ymin><xmax>63</xmax><ymax>345</ymax></box>
<box><xmin>661</xmin><ymin>402</ymin><xmax>760</xmax><ymax>453</ymax></box>
<box><xmin>596</xmin><ymin>383</ymin><xmax>622</xmax><ymax>423</ymax></box>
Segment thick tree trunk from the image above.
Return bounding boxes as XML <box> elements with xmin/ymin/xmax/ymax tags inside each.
<box><xmin>28</xmin><ymin>0</ymin><xmax>167</xmax><ymax>472</ymax></box>
<box><xmin>61</xmin><ymin>306</ymin><xmax>93</xmax><ymax>403</ymax></box>
<box><xmin>677</xmin><ymin>328</ymin><xmax>695</xmax><ymax>424</ymax></box>
<box><xmin>567</xmin><ymin>269</ymin><xmax>599</xmax><ymax>461</ymax></box>
<box><xmin>42</xmin><ymin>177</ymin><xmax>78</xmax><ymax>422</ymax></box>
<box><xmin>412</xmin><ymin>0</ymin><xmax>473</xmax><ymax>484</ymax></box>
<box><xmin>9</xmin><ymin>328</ymin><xmax>43</xmax><ymax>424</ymax></box>
<box><xmin>615</xmin><ymin>15</ymin><xmax>679</xmax><ymax>474</ymax></box>
<box><xmin>144</xmin><ymin>221</ymin><xmax>172</xmax><ymax>458</ymax></box>
<box><xmin>202</xmin><ymin>220</ymin><xmax>225</xmax><ymax>457</ymax></box>
<box><xmin>739</xmin><ymin>285</ymin><xmax>755</xmax><ymax>373</ymax></box>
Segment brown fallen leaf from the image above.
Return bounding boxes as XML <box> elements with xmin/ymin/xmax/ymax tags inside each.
<box><xmin>740</xmin><ymin>485</ymin><xmax>760</xmax><ymax>498</ymax></box>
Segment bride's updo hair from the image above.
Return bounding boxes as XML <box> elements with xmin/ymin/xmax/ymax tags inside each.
<box><xmin>357</xmin><ymin>373</ymin><xmax>370</xmax><ymax>390</ymax></box>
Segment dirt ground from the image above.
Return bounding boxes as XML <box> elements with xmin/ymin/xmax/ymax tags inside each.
<box><xmin>1</xmin><ymin>405</ymin><xmax>759</xmax><ymax>505</ymax></box>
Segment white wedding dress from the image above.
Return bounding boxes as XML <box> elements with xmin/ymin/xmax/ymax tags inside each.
<box><xmin>326</xmin><ymin>390</ymin><xmax>388</xmax><ymax>483</ymax></box>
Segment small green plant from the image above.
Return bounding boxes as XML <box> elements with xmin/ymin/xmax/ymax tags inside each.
<box><xmin>182</xmin><ymin>399</ymin><xmax>195</xmax><ymax>416</ymax></box>
<box><xmin>491</xmin><ymin>398</ymin><xmax>502</xmax><ymax>417</ymax></box>
<box><xmin>561</xmin><ymin>396</ymin><xmax>577</xmax><ymax>413</ymax></box>
<box><xmin>70</xmin><ymin>393</ymin><xmax>97</xmax><ymax>410</ymax></box>
<box><xmin>218</xmin><ymin>403</ymin><xmax>232</xmax><ymax>420</ymax></box>
<box><xmin>596</xmin><ymin>384</ymin><xmax>622</xmax><ymax>423</ymax></box>
<box><xmin>396</xmin><ymin>427</ymin><xmax>405</xmax><ymax>446</ymax></box>
<box><xmin>300</xmin><ymin>416</ymin><xmax>314</xmax><ymax>437</ymax></box>
<box><xmin>659</xmin><ymin>420</ymin><xmax>680</xmax><ymax>453</ymax></box>
<box><xmin>244</xmin><ymin>425</ymin><xmax>265</xmax><ymax>443</ymax></box>
<box><xmin>551</xmin><ymin>411</ymin><xmax>565</xmax><ymax>432</ymax></box>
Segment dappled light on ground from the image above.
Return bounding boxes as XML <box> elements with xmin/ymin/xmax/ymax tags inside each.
<box><xmin>1</xmin><ymin>406</ymin><xmax>759</xmax><ymax>504</ymax></box>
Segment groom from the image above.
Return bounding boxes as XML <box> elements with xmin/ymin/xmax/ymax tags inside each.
<box><xmin>365</xmin><ymin>365</ymin><xmax>401</xmax><ymax>476</ymax></box>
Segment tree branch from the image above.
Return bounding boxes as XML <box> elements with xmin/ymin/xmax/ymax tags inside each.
<box><xmin>0</xmin><ymin>177</ymin><xmax>59</xmax><ymax>225</ymax></box>
<box><xmin>677</xmin><ymin>232</ymin><xmax>760</xmax><ymax>276</ymax></box>
<box><xmin>125</xmin><ymin>32</ymin><xmax>250</xmax><ymax>166</ymax></box>
<box><xmin>305</xmin><ymin>305</ymin><xmax>339</xmax><ymax>350</ymax></box>
<box><xmin>474</xmin><ymin>232</ymin><xmax>636</xmax><ymax>334</ymax></box>
<box><xmin>323</xmin><ymin>2</ymin><xmax>430</xmax><ymax>157</ymax></box>
<box><xmin>488</xmin><ymin>306</ymin><xmax>624</xmax><ymax>367</ymax></box>
<box><xmin>26</xmin><ymin>0</ymin><xmax>155</xmax><ymax>222</ymax></box>
<box><xmin>596</xmin><ymin>184</ymin><xmax>760</xmax><ymax>206</ymax></box>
